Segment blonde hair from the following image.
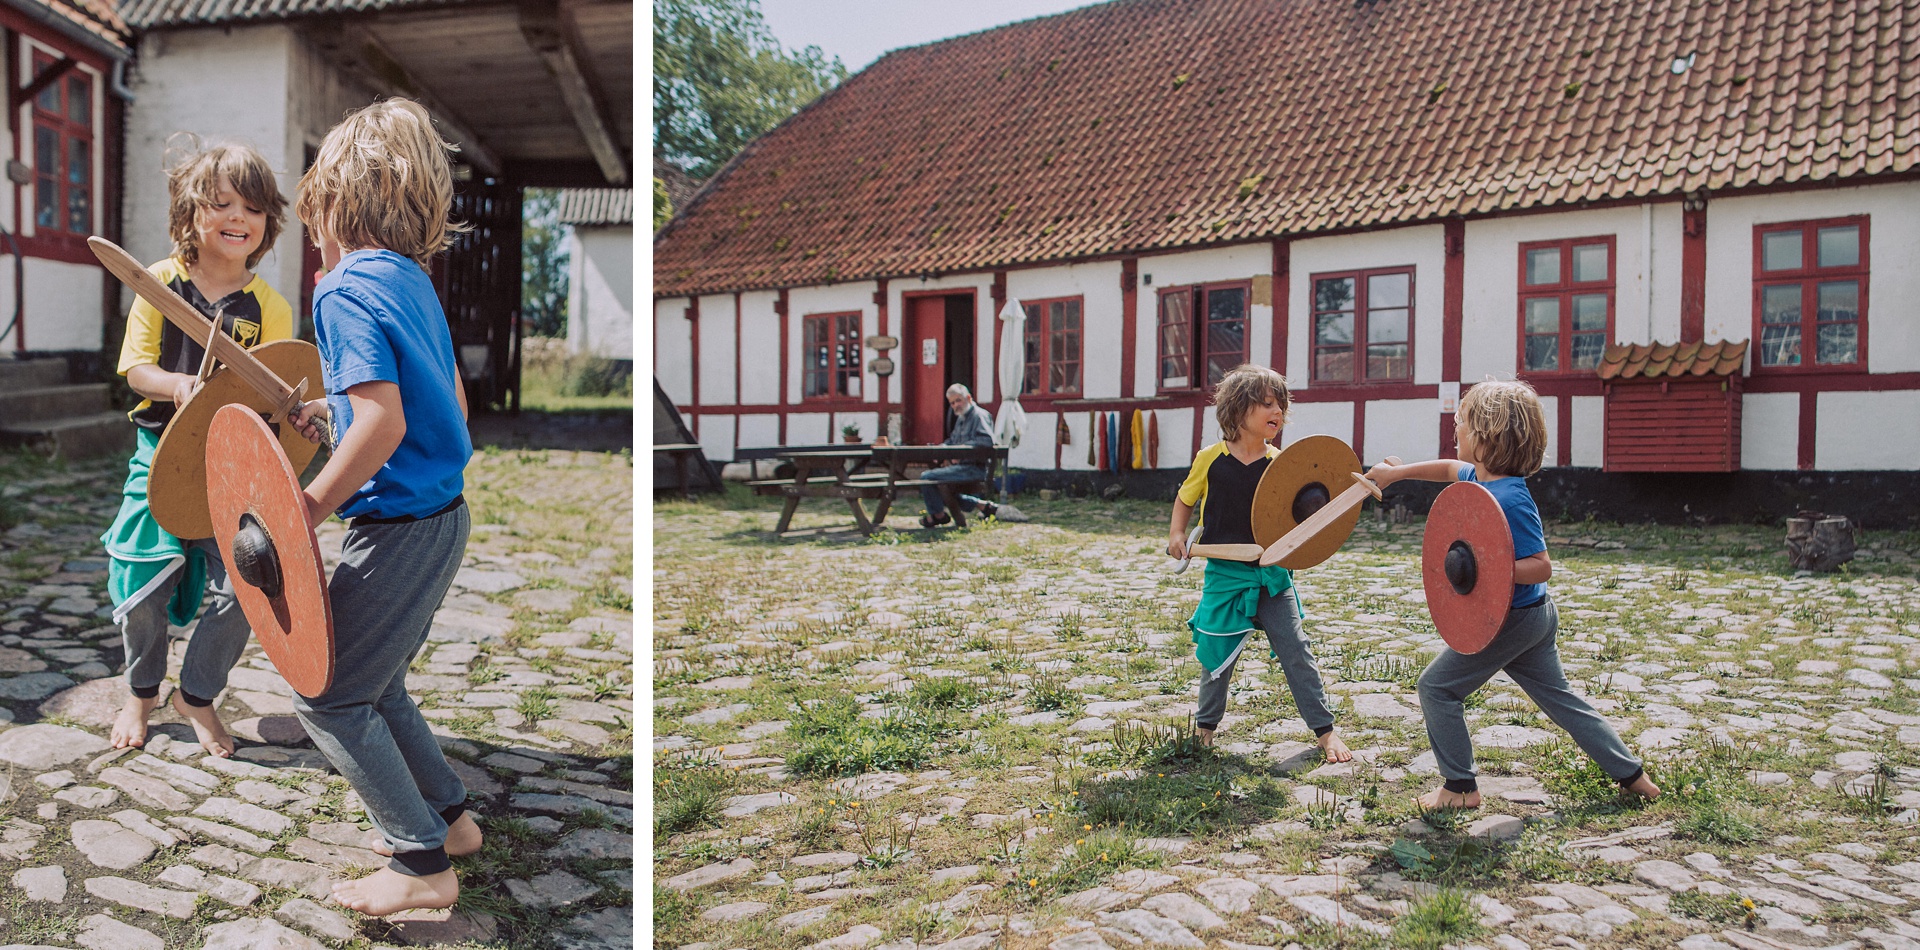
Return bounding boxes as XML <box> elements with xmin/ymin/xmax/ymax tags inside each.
<box><xmin>1458</xmin><ymin>377</ymin><xmax>1548</xmax><ymax>477</ymax></box>
<box><xmin>295</xmin><ymin>99</ymin><xmax>467</xmax><ymax>269</ymax></box>
<box><xmin>165</xmin><ymin>139</ymin><xmax>286</xmax><ymax>270</ymax></box>
<box><xmin>1213</xmin><ymin>364</ymin><xmax>1291</xmax><ymax>440</ymax></box>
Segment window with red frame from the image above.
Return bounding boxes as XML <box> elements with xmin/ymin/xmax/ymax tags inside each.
<box><xmin>1754</xmin><ymin>218</ymin><xmax>1867</xmax><ymax>369</ymax></box>
<box><xmin>1311</xmin><ymin>268</ymin><xmax>1412</xmax><ymax>382</ymax></box>
<box><xmin>802</xmin><ymin>312</ymin><xmax>862</xmax><ymax>399</ymax></box>
<box><xmin>1022</xmin><ymin>296</ymin><xmax>1082</xmax><ymax>396</ymax></box>
<box><xmin>30</xmin><ymin>57</ymin><xmax>91</xmax><ymax>236</ymax></box>
<box><xmin>1519</xmin><ymin>238</ymin><xmax>1613</xmax><ymax>373</ymax></box>
<box><xmin>1157</xmin><ymin>282</ymin><xmax>1247</xmax><ymax>391</ymax></box>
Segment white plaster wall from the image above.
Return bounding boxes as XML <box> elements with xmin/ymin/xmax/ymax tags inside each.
<box><xmin>1538</xmin><ymin>396</ymin><xmax>1559</xmax><ymax>471</ymax></box>
<box><xmin>566</xmin><ymin>227</ymin><xmax>633</xmax><ymax>359</ymax></box>
<box><xmin>1364</xmin><ymin>400</ymin><xmax>1435</xmax><ymax>466</ymax></box>
<box><xmin>788</xmin><ymin>282</ymin><xmax>877</xmax><ymax>404</ymax></box>
<box><xmin>786</xmin><ymin>412</ymin><xmax>829</xmax><ymax>445</ymax></box>
<box><xmin>1008</xmin><ymin>261</ymin><xmax>1124</xmax><ymax>399</ymax></box>
<box><xmin>1816</xmin><ymin>391</ymin><xmax>1920</xmax><ymax>470</ymax></box>
<box><xmin>1136</xmin><ymin>243</ymin><xmax>1274</xmax><ymax>392</ymax></box>
<box><xmin>1461</xmin><ymin>206</ymin><xmax>1671</xmax><ymax>381</ymax></box>
<box><xmin>1570</xmin><ymin>395</ymin><xmax>1604</xmax><ymax>468</ymax></box>
<box><xmin>1708</xmin><ymin>183</ymin><xmax>1920</xmax><ymax>372</ymax></box>
<box><xmin>737</xmin><ymin>413</ymin><xmax>780</xmax><ymax>451</ymax></box>
<box><xmin>1155</xmin><ymin>406</ymin><xmax>1194</xmax><ymax>466</ymax></box>
<box><xmin>1199</xmin><ymin>405</ymin><xmax>1221</xmax><ymax>446</ymax></box>
<box><xmin>655</xmin><ymin>298</ymin><xmax>692</xmax><ymax>404</ymax></box>
<box><xmin>696</xmin><ymin>293</ymin><xmax>735</xmax><ymax>405</ymax></box>
<box><xmin>1010</xmin><ymin>410</ymin><xmax>1056</xmax><ymax>469</ymax></box>
<box><xmin>1281</xmin><ymin>402</ymin><xmax>1355</xmax><ymax>445</ymax></box>
<box><xmin>125</xmin><ymin>26</ymin><xmax>307</xmax><ymax>325</ymax></box>
<box><xmin>834</xmin><ymin>410</ymin><xmax>879</xmax><ymax>443</ymax></box>
<box><xmin>21</xmin><ymin>260</ymin><xmax>102</xmax><ymax>350</ymax></box>
<box><xmin>1740</xmin><ymin>392</ymin><xmax>1799</xmax><ymax>471</ymax></box>
<box><xmin>696</xmin><ymin>413</ymin><xmax>734</xmax><ymax>462</ymax></box>
<box><xmin>1058</xmin><ymin>410</ymin><xmax>1092</xmax><ymax>470</ymax></box>
<box><xmin>1288</xmin><ymin>225</ymin><xmax>1445</xmax><ymax>388</ymax></box>
<box><xmin>738</xmin><ymin>290</ymin><xmax>781</xmax><ymax>405</ymax></box>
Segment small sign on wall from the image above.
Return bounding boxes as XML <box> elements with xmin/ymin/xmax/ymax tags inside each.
<box><xmin>921</xmin><ymin>338</ymin><xmax>939</xmax><ymax>365</ymax></box>
<box><xmin>1439</xmin><ymin>381</ymin><xmax>1460</xmax><ymax>414</ymax></box>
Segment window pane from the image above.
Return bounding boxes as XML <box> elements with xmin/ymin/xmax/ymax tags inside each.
<box><xmin>1816</xmin><ymin>323</ymin><xmax>1857</xmax><ymax>365</ymax></box>
<box><xmin>1052</xmin><ymin>360</ymin><xmax>1080</xmax><ymax>393</ymax></box>
<box><xmin>1525</xmin><ymin>248</ymin><xmax>1560</xmax><ymax>285</ymax></box>
<box><xmin>1207</xmin><ymin>286</ymin><xmax>1246</xmax><ymax>326</ymax></box>
<box><xmin>33</xmin><ymin>79</ymin><xmax>56</xmax><ymax>113</ymax></box>
<box><xmin>1759</xmin><ymin>324</ymin><xmax>1801</xmax><ymax>366</ymax></box>
<box><xmin>1571</xmin><ymin>332</ymin><xmax>1605</xmax><ymax>370</ymax></box>
<box><xmin>66</xmin><ymin>137</ymin><xmax>88</xmax><ymax>232</ymax></box>
<box><xmin>1367</xmin><ymin>272</ymin><xmax>1409</xmax><ymax>308</ymax></box>
<box><xmin>1206</xmin><ymin>320</ymin><xmax>1244</xmax><ymax>363</ymax></box>
<box><xmin>1315</xmin><ymin>349</ymin><xmax>1353</xmax><ymax>381</ymax></box>
<box><xmin>1817</xmin><ymin>281</ymin><xmax>1857</xmax><ymax>323</ymax></box>
<box><xmin>846</xmin><ymin>375</ymin><xmax>860</xmax><ymax>398</ymax></box>
<box><xmin>1762</xmin><ymin>230</ymin><xmax>1802</xmax><ymax>271</ymax></box>
<box><xmin>1524</xmin><ymin>334</ymin><xmax>1559</xmax><ymax>372</ymax></box>
<box><xmin>1024</xmin><ymin>303</ymin><xmax>1041</xmax><ymax>324</ymax></box>
<box><xmin>1158</xmin><ymin>293</ymin><xmax>1190</xmax><ymax>385</ymax></box>
<box><xmin>1366</xmin><ymin>343</ymin><xmax>1409</xmax><ymax>379</ymax></box>
<box><xmin>1524</xmin><ymin>297</ymin><xmax>1559</xmax><ymax>334</ymax></box>
<box><xmin>1023</xmin><ymin>325</ymin><xmax>1041</xmax><ymax>395</ymax></box>
<box><xmin>1314</xmin><ymin>277</ymin><xmax>1354</xmax><ymax>313</ymax></box>
<box><xmin>66</xmin><ymin>76</ymin><xmax>87</xmax><ymax>126</ymax></box>
<box><xmin>1571</xmin><ymin>294</ymin><xmax>1607</xmax><ymax>331</ymax></box>
<box><xmin>1572</xmin><ymin>244</ymin><xmax>1608</xmax><ymax>282</ymax></box>
<box><xmin>1760</xmin><ymin>284</ymin><xmax>1801</xmax><ymax>324</ymax></box>
<box><xmin>1816</xmin><ymin>226</ymin><xmax>1858</xmax><ymax>268</ymax></box>
<box><xmin>1060</xmin><ymin>300</ymin><xmax>1080</xmax><ymax>331</ymax></box>
<box><xmin>1367</xmin><ymin>308</ymin><xmax>1408</xmax><ymax>344</ymax></box>
<box><xmin>1315</xmin><ymin>312</ymin><xmax>1353</xmax><ymax>347</ymax></box>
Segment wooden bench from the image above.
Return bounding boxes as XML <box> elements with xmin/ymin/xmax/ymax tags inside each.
<box><xmin>868</xmin><ymin>445</ymin><xmax>1010</xmax><ymax>528</ymax></box>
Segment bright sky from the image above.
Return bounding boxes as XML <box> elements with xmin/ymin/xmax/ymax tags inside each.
<box><xmin>758</xmin><ymin>0</ymin><xmax>1098</xmax><ymax>73</ymax></box>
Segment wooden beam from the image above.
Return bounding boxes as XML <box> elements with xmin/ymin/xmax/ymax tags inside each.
<box><xmin>300</xmin><ymin>19</ymin><xmax>503</xmax><ymax>178</ymax></box>
<box><xmin>518</xmin><ymin>0</ymin><xmax>627</xmax><ymax>185</ymax></box>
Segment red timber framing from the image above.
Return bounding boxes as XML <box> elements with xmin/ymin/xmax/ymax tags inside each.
<box><xmin>1681</xmin><ymin>199</ymin><xmax>1707</xmax><ymax>342</ymax></box>
<box><xmin>1120</xmin><ymin>258</ymin><xmax>1138</xmax><ymax>398</ymax></box>
<box><xmin>875</xmin><ymin>278</ymin><xmax>890</xmax><ymax>438</ymax></box>
<box><xmin>1442</xmin><ymin>221</ymin><xmax>1463</xmax><ymax>456</ymax></box>
<box><xmin>732</xmin><ymin>291</ymin><xmax>742</xmax><ymax>405</ymax></box>
<box><xmin>1271</xmin><ymin>239</ymin><xmax>1290</xmax><ymax>374</ymax></box>
<box><xmin>990</xmin><ymin>271</ymin><xmax>1007</xmax><ymax>403</ymax></box>
<box><xmin>686</xmin><ymin>297</ymin><xmax>700</xmax><ymax>437</ymax></box>
<box><xmin>775</xmin><ymin>289</ymin><xmax>789</xmax><ymax>443</ymax></box>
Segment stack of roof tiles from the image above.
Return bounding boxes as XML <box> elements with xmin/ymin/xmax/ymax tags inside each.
<box><xmin>1597</xmin><ymin>340</ymin><xmax>1750</xmax><ymax>380</ymax></box>
<box><xmin>654</xmin><ymin>0</ymin><xmax>1920</xmax><ymax>298</ymax></box>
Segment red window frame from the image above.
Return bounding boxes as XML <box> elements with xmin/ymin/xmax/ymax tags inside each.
<box><xmin>1021</xmin><ymin>295</ymin><xmax>1083</xmax><ymax>396</ymax></box>
<box><xmin>1516</xmin><ymin>236</ymin><xmax>1615</xmax><ymax>376</ymax></box>
<box><xmin>1156</xmin><ymin>280</ymin><xmax>1250</xmax><ymax>393</ymax></box>
<box><xmin>801</xmin><ymin>311</ymin><xmax>863</xmax><ymax>402</ymax></box>
<box><xmin>29</xmin><ymin>53</ymin><xmax>92</xmax><ymax>239</ymax></box>
<box><xmin>1751</xmin><ymin>216</ymin><xmax>1869</xmax><ymax>373</ymax></box>
<box><xmin>1309</xmin><ymin>267</ymin><xmax>1415</xmax><ymax>384</ymax></box>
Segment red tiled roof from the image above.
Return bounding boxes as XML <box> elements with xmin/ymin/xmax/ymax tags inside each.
<box><xmin>654</xmin><ymin>0</ymin><xmax>1920</xmax><ymax>298</ymax></box>
<box><xmin>27</xmin><ymin>0</ymin><xmax>131</xmax><ymax>52</ymax></box>
<box><xmin>1598</xmin><ymin>340</ymin><xmax>1750</xmax><ymax>380</ymax></box>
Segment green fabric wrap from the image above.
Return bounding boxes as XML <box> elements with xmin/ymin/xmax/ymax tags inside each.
<box><xmin>1187</xmin><ymin>558</ymin><xmax>1297</xmax><ymax>679</ymax></box>
<box><xmin>102</xmin><ymin>427</ymin><xmax>207</xmax><ymax>627</ymax></box>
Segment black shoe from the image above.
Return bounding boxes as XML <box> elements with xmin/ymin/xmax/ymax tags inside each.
<box><xmin>919</xmin><ymin>512</ymin><xmax>952</xmax><ymax>528</ymax></box>
<box><xmin>980</xmin><ymin>502</ymin><xmax>999</xmax><ymax>519</ymax></box>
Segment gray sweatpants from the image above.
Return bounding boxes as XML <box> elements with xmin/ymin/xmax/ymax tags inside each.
<box><xmin>118</xmin><ymin>538</ymin><xmax>250</xmax><ymax>703</ymax></box>
<box><xmin>1196</xmin><ymin>587</ymin><xmax>1335</xmax><ymax>736</ymax></box>
<box><xmin>1416</xmin><ymin>597</ymin><xmax>1641</xmax><ymax>792</ymax></box>
<box><xmin>290</xmin><ymin>505</ymin><xmax>470</xmax><ymax>876</ymax></box>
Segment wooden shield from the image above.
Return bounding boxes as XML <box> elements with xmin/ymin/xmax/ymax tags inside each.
<box><xmin>1250</xmin><ymin>435</ymin><xmax>1362</xmax><ymax>570</ymax></box>
<box><xmin>1422</xmin><ymin>481</ymin><xmax>1516</xmax><ymax>655</ymax></box>
<box><xmin>150</xmin><ymin>339</ymin><xmax>325</xmax><ymax>540</ymax></box>
<box><xmin>207</xmin><ymin>404</ymin><xmax>334</xmax><ymax>697</ymax></box>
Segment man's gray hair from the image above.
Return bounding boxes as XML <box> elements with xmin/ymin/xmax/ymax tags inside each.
<box><xmin>946</xmin><ymin>383</ymin><xmax>971</xmax><ymax>399</ymax></box>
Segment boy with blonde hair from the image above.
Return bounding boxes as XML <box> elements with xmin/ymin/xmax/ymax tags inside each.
<box><xmin>289</xmin><ymin>98</ymin><xmax>476</xmax><ymax>915</ymax></box>
<box><xmin>104</xmin><ymin>141</ymin><xmax>290</xmax><ymax>758</ymax></box>
<box><xmin>1366</xmin><ymin>378</ymin><xmax>1659</xmax><ymax>809</ymax></box>
<box><xmin>1168</xmin><ymin>364</ymin><xmax>1350</xmax><ymax>761</ymax></box>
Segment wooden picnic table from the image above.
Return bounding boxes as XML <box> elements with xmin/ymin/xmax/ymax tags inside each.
<box><xmin>744</xmin><ymin>442</ymin><xmax>1012</xmax><ymax>535</ymax></box>
<box><xmin>868</xmin><ymin>444</ymin><xmax>1009</xmax><ymax>529</ymax></box>
<box><xmin>653</xmin><ymin>442</ymin><xmax>704</xmax><ymax>500</ymax></box>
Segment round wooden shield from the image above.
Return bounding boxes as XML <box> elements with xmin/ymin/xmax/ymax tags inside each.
<box><xmin>207</xmin><ymin>404</ymin><xmax>334</xmax><ymax>697</ymax></box>
<box><xmin>150</xmin><ymin>339</ymin><xmax>325</xmax><ymax>540</ymax></box>
<box><xmin>1422</xmin><ymin>480</ymin><xmax>1516</xmax><ymax>655</ymax></box>
<box><xmin>1250</xmin><ymin>435</ymin><xmax>1362</xmax><ymax>570</ymax></box>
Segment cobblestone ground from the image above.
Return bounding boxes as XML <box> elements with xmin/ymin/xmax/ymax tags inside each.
<box><xmin>0</xmin><ymin>444</ymin><xmax>633</xmax><ymax>949</ymax></box>
<box><xmin>653</xmin><ymin>490</ymin><xmax>1920</xmax><ymax>950</ymax></box>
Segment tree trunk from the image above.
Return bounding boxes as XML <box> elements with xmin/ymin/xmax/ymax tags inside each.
<box><xmin>1786</xmin><ymin>512</ymin><xmax>1856</xmax><ymax>572</ymax></box>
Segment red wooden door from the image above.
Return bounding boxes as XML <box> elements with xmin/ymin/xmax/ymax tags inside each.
<box><xmin>907</xmin><ymin>297</ymin><xmax>947</xmax><ymax>443</ymax></box>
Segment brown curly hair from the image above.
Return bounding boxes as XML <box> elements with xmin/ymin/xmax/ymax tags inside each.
<box><xmin>1213</xmin><ymin>364</ymin><xmax>1291</xmax><ymax>441</ymax></box>
<box><xmin>1458</xmin><ymin>377</ymin><xmax>1549</xmax><ymax>477</ymax></box>
<box><xmin>165</xmin><ymin>139</ymin><xmax>286</xmax><ymax>271</ymax></box>
<box><xmin>295</xmin><ymin>99</ymin><xmax>469</xmax><ymax>270</ymax></box>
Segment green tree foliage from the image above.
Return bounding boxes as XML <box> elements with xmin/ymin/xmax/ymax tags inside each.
<box><xmin>654</xmin><ymin>176</ymin><xmax>673</xmax><ymax>231</ymax></box>
<box><xmin>654</xmin><ymin>0</ymin><xmax>846</xmax><ymax>178</ymax></box>
<box><xmin>522</xmin><ymin>187</ymin><xmax>569</xmax><ymax>338</ymax></box>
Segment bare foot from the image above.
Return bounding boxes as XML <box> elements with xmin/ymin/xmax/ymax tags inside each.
<box><xmin>1195</xmin><ymin>727</ymin><xmax>1214</xmax><ymax>748</ymax></box>
<box><xmin>111</xmin><ymin>694</ymin><xmax>161</xmax><ymax>749</ymax></box>
<box><xmin>170</xmin><ymin>692</ymin><xmax>235</xmax><ymax>758</ymax></box>
<box><xmin>331</xmin><ymin>866</ymin><xmax>458</xmax><ymax>917</ymax></box>
<box><xmin>366</xmin><ymin>811</ymin><xmax>484</xmax><ymax>857</ymax></box>
<box><xmin>1625</xmin><ymin>773</ymin><xmax>1662</xmax><ymax>800</ymax></box>
<box><xmin>1317</xmin><ymin>731</ymin><xmax>1353</xmax><ymax>763</ymax></box>
<box><xmin>1415</xmin><ymin>786</ymin><xmax>1482</xmax><ymax>810</ymax></box>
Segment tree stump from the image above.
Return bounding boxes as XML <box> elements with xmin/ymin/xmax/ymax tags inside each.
<box><xmin>1786</xmin><ymin>511</ymin><xmax>1856</xmax><ymax>572</ymax></box>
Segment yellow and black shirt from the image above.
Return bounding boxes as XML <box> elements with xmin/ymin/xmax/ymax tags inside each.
<box><xmin>1176</xmin><ymin>441</ymin><xmax>1280</xmax><ymax>545</ymax></box>
<box><xmin>115</xmin><ymin>257</ymin><xmax>292</xmax><ymax>432</ymax></box>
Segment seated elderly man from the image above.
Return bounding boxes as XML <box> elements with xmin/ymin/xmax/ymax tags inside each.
<box><xmin>919</xmin><ymin>384</ymin><xmax>1027</xmax><ymax>527</ymax></box>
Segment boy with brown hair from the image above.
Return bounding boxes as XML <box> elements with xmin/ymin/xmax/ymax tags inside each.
<box><xmin>1168</xmin><ymin>364</ymin><xmax>1350</xmax><ymax>761</ymax></box>
<box><xmin>1366</xmin><ymin>378</ymin><xmax>1660</xmax><ymax>809</ymax></box>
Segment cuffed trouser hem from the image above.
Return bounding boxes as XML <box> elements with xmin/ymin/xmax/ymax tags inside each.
<box><xmin>388</xmin><ymin>846</ymin><xmax>451</xmax><ymax>876</ymax></box>
<box><xmin>1196</xmin><ymin>720</ymin><xmax>1220</xmax><ymax>731</ymax></box>
<box><xmin>439</xmin><ymin>803</ymin><xmax>467</xmax><ymax>826</ymax></box>
<box><xmin>1443</xmin><ymin>777</ymin><xmax>1479</xmax><ymax>794</ymax></box>
<box><xmin>130</xmin><ymin>683</ymin><xmax>160</xmax><ymax>699</ymax></box>
<box><xmin>1616</xmin><ymin>767</ymin><xmax>1645</xmax><ymax>790</ymax></box>
<box><xmin>1313</xmin><ymin>724</ymin><xmax>1334</xmax><ymax>737</ymax></box>
<box><xmin>178</xmin><ymin>689</ymin><xmax>214</xmax><ymax>708</ymax></box>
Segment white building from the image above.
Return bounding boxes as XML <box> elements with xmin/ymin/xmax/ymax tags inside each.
<box><xmin>559</xmin><ymin>187</ymin><xmax>632</xmax><ymax>362</ymax></box>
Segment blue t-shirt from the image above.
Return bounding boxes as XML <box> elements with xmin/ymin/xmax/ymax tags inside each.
<box><xmin>313</xmin><ymin>249</ymin><xmax>471</xmax><ymax>520</ymax></box>
<box><xmin>1460</xmin><ymin>465</ymin><xmax>1547</xmax><ymax>608</ymax></box>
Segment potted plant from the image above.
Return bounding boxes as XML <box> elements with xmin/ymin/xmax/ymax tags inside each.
<box><xmin>840</xmin><ymin>422</ymin><xmax>861</xmax><ymax>444</ymax></box>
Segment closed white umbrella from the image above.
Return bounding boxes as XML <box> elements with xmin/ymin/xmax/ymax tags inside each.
<box><xmin>994</xmin><ymin>297</ymin><xmax>1027</xmax><ymax>449</ymax></box>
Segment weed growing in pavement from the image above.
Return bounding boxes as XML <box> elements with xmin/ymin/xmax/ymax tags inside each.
<box><xmin>1026</xmin><ymin>671</ymin><xmax>1079</xmax><ymax>713</ymax></box>
<box><xmin>907</xmin><ymin>676</ymin><xmax>983</xmax><ymax>710</ymax></box>
<box><xmin>785</xmin><ymin>695</ymin><xmax>947</xmax><ymax>777</ymax></box>
<box><xmin>1009</xmin><ymin>826</ymin><xmax>1163</xmax><ymax>904</ymax></box>
<box><xmin>1392</xmin><ymin>888</ymin><xmax>1485</xmax><ymax>949</ymax></box>
<box><xmin>652</xmin><ymin>763</ymin><xmax>736</xmax><ymax>839</ymax></box>
<box><xmin>1534</xmin><ymin>742</ymin><xmax>1621</xmax><ymax>812</ymax></box>
<box><xmin>1669</xmin><ymin>889</ymin><xmax>1756</xmax><ymax>924</ymax></box>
